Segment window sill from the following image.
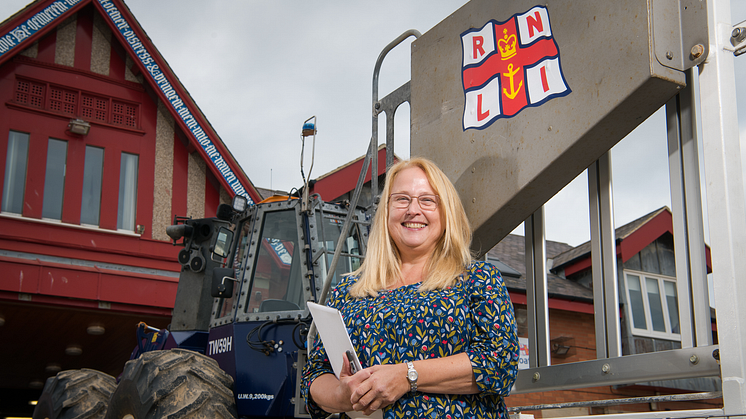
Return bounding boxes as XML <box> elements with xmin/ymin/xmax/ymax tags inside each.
<box><xmin>630</xmin><ymin>329</ymin><xmax>682</xmax><ymax>342</ymax></box>
<box><xmin>0</xmin><ymin>212</ymin><xmax>141</xmax><ymax>237</ymax></box>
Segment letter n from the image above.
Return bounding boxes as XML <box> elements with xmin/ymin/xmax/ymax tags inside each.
<box><xmin>527</xmin><ymin>11</ymin><xmax>544</xmax><ymax>38</ymax></box>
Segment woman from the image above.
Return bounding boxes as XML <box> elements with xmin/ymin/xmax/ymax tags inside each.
<box><xmin>302</xmin><ymin>157</ymin><xmax>519</xmax><ymax>419</ymax></box>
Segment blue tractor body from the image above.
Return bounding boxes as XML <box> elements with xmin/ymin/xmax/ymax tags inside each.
<box><xmin>159</xmin><ymin>196</ymin><xmax>368</xmax><ymax>418</ymax></box>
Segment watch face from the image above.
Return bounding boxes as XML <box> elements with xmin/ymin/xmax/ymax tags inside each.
<box><xmin>408</xmin><ymin>370</ymin><xmax>418</xmax><ymax>381</ymax></box>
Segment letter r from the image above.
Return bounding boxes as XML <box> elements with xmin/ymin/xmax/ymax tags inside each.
<box><xmin>473</xmin><ymin>36</ymin><xmax>485</xmax><ymax>59</ymax></box>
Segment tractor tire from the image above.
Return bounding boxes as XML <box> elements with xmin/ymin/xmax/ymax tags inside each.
<box><xmin>32</xmin><ymin>369</ymin><xmax>116</xmax><ymax>419</ymax></box>
<box><xmin>104</xmin><ymin>349</ymin><xmax>236</xmax><ymax>419</ymax></box>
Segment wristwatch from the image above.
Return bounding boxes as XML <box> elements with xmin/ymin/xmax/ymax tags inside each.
<box><xmin>406</xmin><ymin>361</ymin><xmax>418</xmax><ymax>393</ymax></box>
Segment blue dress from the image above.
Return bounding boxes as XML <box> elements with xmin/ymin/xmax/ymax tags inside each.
<box><xmin>302</xmin><ymin>261</ymin><xmax>519</xmax><ymax>419</ymax></box>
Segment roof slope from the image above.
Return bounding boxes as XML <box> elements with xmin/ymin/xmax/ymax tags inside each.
<box><xmin>552</xmin><ymin>207</ymin><xmax>670</xmax><ymax>269</ymax></box>
<box><xmin>487</xmin><ymin>234</ymin><xmax>593</xmax><ymax>301</ymax></box>
<box><xmin>310</xmin><ymin>144</ymin><xmax>397</xmax><ymax>202</ymax></box>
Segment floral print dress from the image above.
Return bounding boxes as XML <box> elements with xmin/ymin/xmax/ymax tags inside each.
<box><xmin>302</xmin><ymin>261</ymin><xmax>519</xmax><ymax>419</ymax></box>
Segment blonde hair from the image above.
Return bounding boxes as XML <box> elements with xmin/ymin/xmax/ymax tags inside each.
<box><xmin>348</xmin><ymin>157</ymin><xmax>472</xmax><ymax>297</ymax></box>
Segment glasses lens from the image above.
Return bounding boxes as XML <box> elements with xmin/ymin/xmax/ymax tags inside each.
<box><xmin>391</xmin><ymin>194</ymin><xmax>412</xmax><ymax>208</ymax></box>
<box><xmin>419</xmin><ymin>195</ymin><xmax>438</xmax><ymax>210</ymax></box>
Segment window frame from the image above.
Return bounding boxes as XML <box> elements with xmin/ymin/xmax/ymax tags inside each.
<box><xmin>41</xmin><ymin>138</ymin><xmax>68</xmax><ymax>221</ymax></box>
<box><xmin>2</xmin><ymin>130</ymin><xmax>30</xmax><ymax>214</ymax></box>
<box><xmin>623</xmin><ymin>269</ymin><xmax>681</xmax><ymax>341</ymax></box>
<box><xmin>117</xmin><ymin>152</ymin><xmax>139</xmax><ymax>231</ymax></box>
<box><xmin>80</xmin><ymin>145</ymin><xmax>104</xmax><ymax>226</ymax></box>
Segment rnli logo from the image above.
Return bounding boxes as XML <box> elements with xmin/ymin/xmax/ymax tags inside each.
<box><xmin>461</xmin><ymin>6</ymin><xmax>570</xmax><ymax>130</ymax></box>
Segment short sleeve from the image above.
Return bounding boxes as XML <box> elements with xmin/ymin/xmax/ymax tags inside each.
<box><xmin>301</xmin><ymin>276</ymin><xmax>354</xmax><ymax>418</ymax></box>
<box><xmin>464</xmin><ymin>262</ymin><xmax>520</xmax><ymax>396</ymax></box>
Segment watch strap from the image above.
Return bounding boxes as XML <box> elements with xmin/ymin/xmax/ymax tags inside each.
<box><xmin>406</xmin><ymin>361</ymin><xmax>418</xmax><ymax>393</ymax></box>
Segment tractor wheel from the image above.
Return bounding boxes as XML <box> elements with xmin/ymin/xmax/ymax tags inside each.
<box><xmin>104</xmin><ymin>349</ymin><xmax>236</xmax><ymax>419</ymax></box>
<box><xmin>32</xmin><ymin>369</ymin><xmax>116</xmax><ymax>419</ymax></box>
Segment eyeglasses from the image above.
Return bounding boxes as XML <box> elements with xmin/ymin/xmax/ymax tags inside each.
<box><xmin>389</xmin><ymin>193</ymin><xmax>440</xmax><ymax>211</ymax></box>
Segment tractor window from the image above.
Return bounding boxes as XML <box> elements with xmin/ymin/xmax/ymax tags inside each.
<box><xmin>316</xmin><ymin>213</ymin><xmax>364</xmax><ymax>291</ymax></box>
<box><xmin>214</xmin><ymin>220</ymin><xmax>252</xmax><ymax>320</ymax></box>
<box><xmin>245</xmin><ymin>209</ymin><xmax>304</xmax><ymax>313</ymax></box>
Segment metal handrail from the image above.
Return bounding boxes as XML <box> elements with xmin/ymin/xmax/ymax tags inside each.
<box><xmin>508</xmin><ymin>391</ymin><xmax>722</xmax><ymax>413</ymax></box>
<box><xmin>370</xmin><ymin>29</ymin><xmax>421</xmax><ymax>197</ymax></box>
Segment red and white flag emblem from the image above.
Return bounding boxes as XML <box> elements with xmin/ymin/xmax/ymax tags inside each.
<box><xmin>461</xmin><ymin>6</ymin><xmax>570</xmax><ymax>130</ymax></box>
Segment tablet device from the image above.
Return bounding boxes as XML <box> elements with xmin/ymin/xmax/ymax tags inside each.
<box><xmin>307</xmin><ymin>302</ymin><xmax>363</xmax><ymax>377</ymax></box>
<box><xmin>307</xmin><ymin>302</ymin><xmax>382</xmax><ymax>419</ymax></box>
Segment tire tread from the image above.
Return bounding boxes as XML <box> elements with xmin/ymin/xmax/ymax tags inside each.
<box><xmin>33</xmin><ymin>369</ymin><xmax>116</xmax><ymax>419</ymax></box>
<box><xmin>105</xmin><ymin>349</ymin><xmax>236</xmax><ymax>419</ymax></box>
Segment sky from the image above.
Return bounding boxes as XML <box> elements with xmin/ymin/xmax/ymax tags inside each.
<box><xmin>1</xmin><ymin>0</ymin><xmax>745</xmax><ymax>249</ymax></box>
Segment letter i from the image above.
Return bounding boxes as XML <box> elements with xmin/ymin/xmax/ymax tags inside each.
<box><xmin>540</xmin><ymin>66</ymin><xmax>550</xmax><ymax>92</ymax></box>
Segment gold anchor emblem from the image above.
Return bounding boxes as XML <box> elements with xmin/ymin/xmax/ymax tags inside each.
<box><xmin>502</xmin><ymin>63</ymin><xmax>523</xmax><ymax>99</ymax></box>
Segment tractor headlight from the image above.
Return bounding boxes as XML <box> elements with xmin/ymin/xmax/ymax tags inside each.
<box><xmin>232</xmin><ymin>195</ymin><xmax>248</xmax><ymax>212</ymax></box>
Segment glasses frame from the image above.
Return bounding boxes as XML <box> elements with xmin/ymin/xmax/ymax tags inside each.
<box><xmin>388</xmin><ymin>193</ymin><xmax>440</xmax><ymax>211</ymax></box>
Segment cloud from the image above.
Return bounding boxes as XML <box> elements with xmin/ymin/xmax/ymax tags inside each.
<box><xmin>113</xmin><ymin>0</ymin><xmax>470</xmax><ymax>192</ymax></box>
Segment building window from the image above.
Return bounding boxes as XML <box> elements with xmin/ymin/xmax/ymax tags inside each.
<box><xmin>117</xmin><ymin>152</ymin><xmax>138</xmax><ymax>231</ymax></box>
<box><xmin>41</xmin><ymin>139</ymin><xmax>68</xmax><ymax>220</ymax></box>
<box><xmin>81</xmin><ymin>146</ymin><xmax>104</xmax><ymax>226</ymax></box>
<box><xmin>624</xmin><ymin>270</ymin><xmax>680</xmax><ymax>340</ymax></box>
<box><xmin>2</xmin><ymin>131</ymin><xmax>29</xmax><ymax>214</ymax></box>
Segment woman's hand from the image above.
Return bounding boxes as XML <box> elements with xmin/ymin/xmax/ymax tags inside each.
<box><xmin>351</xmin><ymin>353</ymin><xmax>479</xmax><ymax>415</ymax></box>
<box><xmin>350</xmin><ymin>363</ymin><xmax>410</xmax><ymax>415</ymax></box>
<box><xmin>309</xmin><ymin>353</ymin><xmax>372</xmax><ymax>413</ymax></box>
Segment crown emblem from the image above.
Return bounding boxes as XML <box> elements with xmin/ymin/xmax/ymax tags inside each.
<box><xmin>498</xmin><ymin>28</ymin><xmax>517</xmax><ymax>60</ymax></box>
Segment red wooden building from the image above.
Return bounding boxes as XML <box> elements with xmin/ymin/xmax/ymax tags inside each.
<box><xmin>0</xmin><ymin>0</ymin><xmax>260</xmax><ymax>415</ymax></box>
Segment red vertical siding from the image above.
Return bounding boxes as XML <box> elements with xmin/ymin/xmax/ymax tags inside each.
<box><xmin>135</xmin><ymin>98</ymin><xmax>157</xmax><ymax>238</ymax></box>
<box><xmin>73</xmin><ymin>7</ymin><xmax>93</xmax><ymax>71</ymax></box>
<box><xmin>171</xmin><ymin>135</ymin><xmax>188</xmax><ymax>222</ymax></box>
<box><xmin>109</xmin><ymin>41</ymin><xmax>126</xmax><ymax>81</ymax></box>
<box><xmin>23</xmin><ymin>132</ymin><xmax>47</xmax><ymax>219</ymax></box>
<box><xmin>62</xmin><ymin>138</ymin><xmax>85</xmax><ymax>224</ymax></box>
<box><xmin>204</xmin><ymin>170</ymin><xmax>219</xmax><ymax>217</ymax></box>
<box><xmin>0</xmin><ymin>132</ymin><xmax>7</xmax><ymax>209</ymax></box>
<box><xmin>37</xmin><ymin>31</ymin><xmax>56</xmax><ymax>63</ymax></box>
<box><xmin>99</xmin><ymin>141</ymin><xmax>120</xmax><ymax>230</ymax></box>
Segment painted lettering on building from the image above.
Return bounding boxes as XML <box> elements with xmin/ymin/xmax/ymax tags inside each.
<box><xmin>0</xmin><ymin>0</ymin><xmax>83</xmax><ymax>56</ymax></box>
<box><xmin>97</xmin><ymin>0</ymin><xmax>253</xmax><ymax>203</ymax></box>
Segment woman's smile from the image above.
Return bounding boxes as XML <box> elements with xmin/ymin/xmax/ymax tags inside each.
<box><xmin>402</xmin><ymin>221</ymin><xmax>427</xmax><ymax>229</ymax></box>
<box><xmin>388</xmin><ymin>167</ymin><xmax>443</xmax><ymax>261</ymax></box>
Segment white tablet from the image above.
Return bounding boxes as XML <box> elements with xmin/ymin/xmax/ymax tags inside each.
<box><xmin>307</xmin><ymin>302</ymin><xmax>383</xmax><ymax>419</ymax></box>
<box><xmin>307</xmin><ymin>302</ymin><xmax>363</xmax><ymax>377</ymax></box>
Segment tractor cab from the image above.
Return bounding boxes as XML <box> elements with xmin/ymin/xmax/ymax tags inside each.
<box><xmin>206</xmin><ymin>194</ymin><xmax>369</xmax><ymax>416</ymax></box>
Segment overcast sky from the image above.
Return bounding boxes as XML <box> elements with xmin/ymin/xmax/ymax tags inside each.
<box><xmin>1</xmin><ymin>1</ymin><xmax>745</xmax><ymax>248</ymax></box>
